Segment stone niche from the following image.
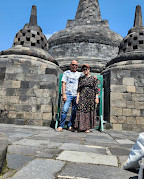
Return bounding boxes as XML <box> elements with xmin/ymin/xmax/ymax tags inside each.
<box><xmin>0</xmin><ymin>6</ymin><xmax>62</xmax><ymax>127</ymax></box>
<box><xmin>102</xmin><ymin>5</ymin><xmax>144</xmax><ymax>132</ymax></box>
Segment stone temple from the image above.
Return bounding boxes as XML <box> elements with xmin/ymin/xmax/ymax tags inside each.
<box><xmin>0</xmin><ymin>0</ymin><xmax>144</xmax><ymax>132</ymax></box>
<box><xmin>48</xmin><ymin>0</ymin><xmax>122</xmax><ymax>73</ymax></box>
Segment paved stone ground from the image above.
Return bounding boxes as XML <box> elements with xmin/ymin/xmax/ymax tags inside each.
<box><xmin>0</xmin><ymin>124</ymin><xmax>140</xmax><ymax>179</ymax></box>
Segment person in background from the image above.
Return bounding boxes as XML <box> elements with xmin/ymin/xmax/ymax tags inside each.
<box><xmin>56</xmin><ymin>60</ymin><xmax>81</xmax><ymax>132</ymax></box>
<box><xmin>75</xmin><ymin>64</ymin><xmax>99</xmax><ymax>133</ymax></box>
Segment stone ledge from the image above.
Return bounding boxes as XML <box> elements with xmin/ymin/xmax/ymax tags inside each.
<box><xmin>0</xmin><ymin>46</ymin><xmax>58</xmax><ymax>66</ymax></box>
<box><xmin>107</xmin><ymin>52</ymin><xmax>144</xmax><ymax>67</ymax></box>
<box><xmin>48</xmin><ymin>26</ymin><xmax>122</xmax><ymax>47</ymax></box>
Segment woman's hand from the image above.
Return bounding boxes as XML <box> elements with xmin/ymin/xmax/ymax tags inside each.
<box><xmin>62</xmin><ymin>94</ymin><xmax>67</xmax><ymax>102</ymax></box>
<box><xmin>76</xmin><ymin>92</ymin><xmax>80</xmax><ymax>104</ymax></box>
<box><xmin>76</xmin><ymin>98</ymin><xmax>79</xmax><ymax>104</ymax></box>
<box><xmin>95</xmin><ymin>98</ymin><xmax>99</xmax><ymax>104</ymax></box>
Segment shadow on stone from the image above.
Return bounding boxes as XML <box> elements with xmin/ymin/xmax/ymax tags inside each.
<box><xmin>129</xmin><ymin>177</ymin><xmax>138</xmax><ymax>179</ymax></box>
<box><xmin>0</xmin><ymin>133</ymin><xmax>9</xmax><ymax>174</ymax></box>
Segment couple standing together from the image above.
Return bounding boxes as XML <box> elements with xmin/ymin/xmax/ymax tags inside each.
<box><xmin>56</xmin><ymin>60</ymin><xmax>99</xmax><ymax>133</ymax></box>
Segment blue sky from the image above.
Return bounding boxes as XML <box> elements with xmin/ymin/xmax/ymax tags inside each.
<box><xmin>0</xmin><ymin>0</ymin><xmax>144</xmax><ymax>51</ymax></box>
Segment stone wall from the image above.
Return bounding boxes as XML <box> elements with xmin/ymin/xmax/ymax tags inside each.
<box><xmin>104</xmin><ymin>60</ymin><xmax>144</xmax><ymax>132</ymax></box>
<box><xmin>0</xmin><ymin>53</ymin><xmax>62</xmax><ymax>126</ymax></box>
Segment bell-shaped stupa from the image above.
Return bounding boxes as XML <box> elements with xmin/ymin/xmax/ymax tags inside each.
<box><xmin>1</xmin><ymin>5</ymin><xmax>57</xmax><ymax>65</ymax></box>
<box><xmin>103</xmin><ymin>5</ymin><xmax>144</xmax><ymax>131</ymax></box>
<box><xmin>13</xmin><ymin>5</ymin><xmax>48</xmax><ymax>51</ymax></box>
<box><xmin>48</xmin><ymin>0</ymin><xmax>123</xmax><ymax>73</ymax></box>
<box><xmin>0</xmin><ymin>6</ymin><xmax>61</xmax><ymax>126</ymax></box>
<box><xmin>107</xmin><ymin>5</ymin><xmax>144</xmax><ymax>66</ymax></box>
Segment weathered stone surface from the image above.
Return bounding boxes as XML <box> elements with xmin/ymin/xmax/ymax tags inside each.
<box><xmin>110</xmin><ymin>116</ymin><xmax>118</xmax><ymax>124</ymax></box>
<box><xmin>136</xmin><ymin>117</ymin><xmax>144</xmax><ymax>125</ymax></box>
<box><xmin>112</xmin><ymin>124</ymin><xmax>122</xmax><ymax>131</ymax></box>
<box><xmin>136</xmin><ymin>86</ymin><xmax>143</xmax><ymax>93</ymax></box>
<box><xmin>12</xmin><ymin>6</ymin><xmax>48</xmax><ymax>51</ymax></box>
<box><xmin>0</xmin><ymin>46</ymin><xmax>57</xmax><ymax>65</ymax></box>
<box><xmin>57</xmin><ymin>151</ymin><xmax>118</xmax><ymax>167</ymax></box>
<box><xmin>8</xmin><ymin>145</ymin><xmax>42</xmax><ymax>156</ymax></box>
<box><xmin>126</xmin><ymin>116</ymin><xmax>137</xmax><ymax>124</ymax></box>
<box><xmin>126</xmin><ymin>101</ymin><xmax>135</xmax><ymax>108</ymax></box>
<box><xmin>59</xmin><ymin>143</ymin><xmax>107</xmax><ymax>155</ymax></box>
<box><xmin>118</xmin><ymin>155</ymin><xmax>129</xmax><ymax>166</ymax></box>
<box><xmin>0</xmin><ymin>55</ymin><xmax>62</xmax><ymax>126</ymax></box>
<box><xmin>123</xmin><ymin>78</ymin><xmax>134</xmax><ymax>86</ymax></box>
<box><xmin>48</xmin><ymin>0</ymin><xmax>122</xmax><ymax>72</ymax></box>
<box><xmin>118</xmin><ymin>116</ymin><xmax>127</xmax><ymax>123</ymax></box>
<box><xmin>75</xmin><ymin>0</ymin><xmax>102</xmax><ymax>22</ymax></box>
<box><xmin>0</xmin><ymin>133</ymin><xmax>9</xmax><ymax>174</ymax></box>
<box><xmin>7</xmin><ymin>159</ymin><xmax>65</xmax><ymax>179</ymax></box>
<box><xmin>58</xmin><ymin>163</ymin><xmax>137</xmax><ymax>179</ymax></box>
<box><xmin>127</xmin><ymin>85</ymin><xmax>136</xmax><ymax>93</ymax></box>
<box><xmin>116</xmin><ymin>139</ymin><xmax>134</xmax><ymax>145</ymax></box>
<box><xmin>84</xmin><ymin>137</ymin><xmax>119</xmax><ymax>147</ymax></box>
<box><xmin>35</xmin><ymin>148</ymin><xmax>61</xmax><ymax>159</ymax></box>
<box><xmin>123</xmin><ymin>108</ymin><xmax>132</xmax><ymax>116</ymax></box>
<box><xmin>122</xmin><ymin>124</ymin><xmax>135</xmax><ymax>132</ymax></box>
<box><xmin>7</xmin><ymin>154</ymin><xmax>34</xmax><ymax>170</ymax></box>
<box><xmin>111</xmin><ymin>85</ymin><xmax>127</xmax><ymax>93</ymax></box>
<box><xmin>111</xmin><ymin>99</ymin><xmax>126</xmax><ymax>107</ymax></box>
<box><xmin>4</xmin><ymin>131</ymin><xmax>36</xmax><ymax>143</ymax></box>
<box><xmin>0</xmin><ymin>124</ymin><xmax>140</xmax><ymax>178</ymax></box>
<box><xmin>110</xmin><ymin>107</ymin><xmax>122</xmax><ymax>116</ymax></box>
<box><xmin>104</xmin><ymin>60</ymin><xmax>144</xmax><ymax>131</ymax></box>
<box><xmin>8</xmin><ymin>144</ymin><xmax>61</xmax><ymax>159</ymax></box>
<box><xmin>13</xmin><ymin>138</ymin><xmax>62</xmax><ymax>148</ymax></box>
<box><xmin>109</xmin><ymin>147</ymin><xmax>130</xmax><ymax>156</ymax></box>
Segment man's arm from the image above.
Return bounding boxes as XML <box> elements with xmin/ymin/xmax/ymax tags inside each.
<box><xmin>62</xmin><ymin>82</ymin><xmax>67</xmax><ymax>102</ymax></box>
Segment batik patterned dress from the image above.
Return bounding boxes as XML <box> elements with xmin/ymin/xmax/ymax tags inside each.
<box><xmin>74</xmin><ymin>76</ymin><xmax>99</xmax><ymax>130</ymax></box>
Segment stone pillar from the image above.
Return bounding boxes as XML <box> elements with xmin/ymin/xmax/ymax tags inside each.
<box><xmin>134</xmin><ymin>5</ymin><xmax>143</xmax><ymax>27</ymax></box>
<box><xmin>29</xmin><ymin>5</ymin><xmax>37</xmax><ymax>26</ymax></box>
<box><xmin>75</xmin><ymin>0</ymin><xmax>102</xmax><ymax>21</ymax></box>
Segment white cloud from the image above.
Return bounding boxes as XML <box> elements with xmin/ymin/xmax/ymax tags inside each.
<box><xmin>45</xmin><ymin>32</ymin><xmax>56</xmax><ymax>39</ymax></box>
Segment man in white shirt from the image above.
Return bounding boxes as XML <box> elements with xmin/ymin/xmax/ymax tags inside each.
<box><xmin>56</xmin><ymin>60</ymin><xmax>81</xmax><ymax>132</ymax></box>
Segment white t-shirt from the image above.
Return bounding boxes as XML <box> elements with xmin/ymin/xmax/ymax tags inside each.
<box><xmin>62</xmin><ymin>70</ymin><xmax>81</xmax><ymax>96</ymax></box>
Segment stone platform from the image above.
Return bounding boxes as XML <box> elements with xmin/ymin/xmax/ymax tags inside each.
<box><xmin>0</xmin><ymin>124</ymin><xmax>140</xmax><ymax>179</ymax></box>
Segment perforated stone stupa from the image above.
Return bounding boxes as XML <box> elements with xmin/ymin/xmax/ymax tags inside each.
<box><xmin>0</xmin><ymin>6</ymin><xmax>61</xmax><ymax>126</ymax></box>
<box><xmin>13</xmin><ymin>5</ymin><xmax>48</xmax><ymax>51</ymax></box>
<box><xmin>103</xmin><ymin>5</ymin><xmax>144</xmax><ymax>132</ymax></box>
<box><xmin>48</xmin><ymin>0</ymin><xmax>123</xmax><ymax>73</ymax></box>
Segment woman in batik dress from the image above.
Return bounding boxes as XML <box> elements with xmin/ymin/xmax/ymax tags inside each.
<box><xmin>74</xmin><ymin>64</ymin><xmax>99</xmax><ymax>133</ymax></box>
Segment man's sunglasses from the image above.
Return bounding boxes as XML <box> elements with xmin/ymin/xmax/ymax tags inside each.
<box><xmin>71</xmin><ymin>64</ymin><xmax>78</xmax><ymax>67</ymax></box>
